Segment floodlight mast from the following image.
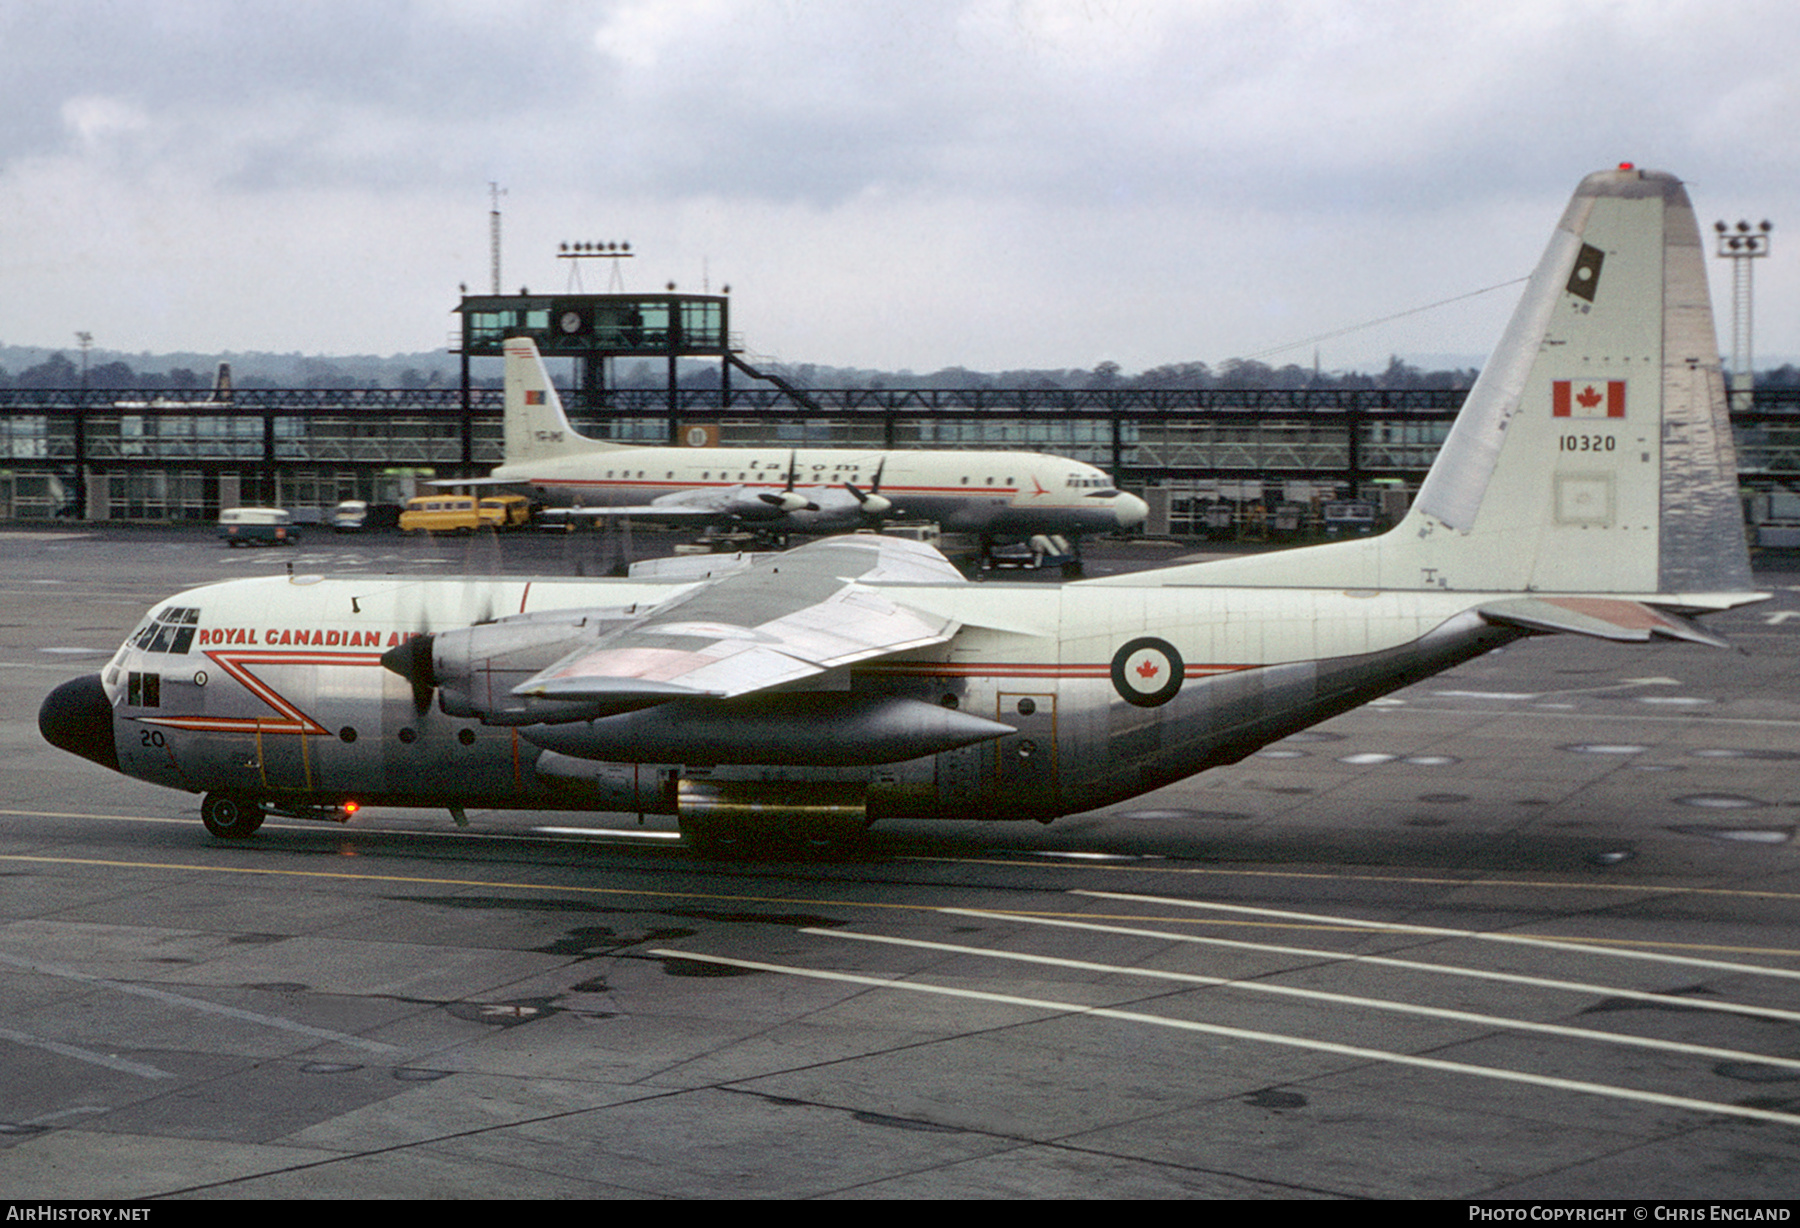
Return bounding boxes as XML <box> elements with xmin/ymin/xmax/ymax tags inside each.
<box><xmin>557</xmin><ymin>241</ymin><xmax>634</xmax><ymax>294</ymax></box>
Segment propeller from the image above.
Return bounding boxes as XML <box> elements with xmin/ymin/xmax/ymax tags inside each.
<box><xmin>381</xmin><ymin>633</ymin><xmax>437</xmax><ymax>714</ymax></box>
<box><xmin>757</xmin><ymin>449</ymin><xmax>819</xmax><ymax>514</ymax></box>
<box><xmin>844</xmin><ymin>457</ymin><xmax>901</xmax><ymax>523</ymax></box>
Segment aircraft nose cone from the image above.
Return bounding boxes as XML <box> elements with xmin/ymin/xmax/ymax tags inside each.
<box><xmin>1115</xmin><ymin>491</ymin><xmax>1149</xmax><ymax>529</ymax></box>
<box><xmin>39</xmin><ymin>675</ymin><xmax>120</xmax><ymax>774</ymax></box>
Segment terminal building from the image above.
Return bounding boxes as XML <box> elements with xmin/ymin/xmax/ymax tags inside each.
<box><xmin>1</xmin><ymin>289</ymin><xmax>1796</xmax><ymax>538</ymax></box>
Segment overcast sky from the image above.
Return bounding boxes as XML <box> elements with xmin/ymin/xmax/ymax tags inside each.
<box><xmin>0</xmin><ymin>0</ymin><xmax>1794</xmax><ymax>375</ymax></box>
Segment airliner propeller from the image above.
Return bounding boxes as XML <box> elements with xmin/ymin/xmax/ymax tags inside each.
<box><xmin>758</xmin><ymin>449</ymin><xmax>819</xmax><ymax>514</ymax></box>
<box><xmin>845</xmin><ymin>458</ymin><xmax>900</xmax><ymax>523</ymax></box>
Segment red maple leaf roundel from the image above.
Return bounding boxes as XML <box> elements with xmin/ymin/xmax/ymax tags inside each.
<box><xmin>1113</xmin><ymin>636</ymin><xmax>1184</xmax><ymax>707</ymax></box>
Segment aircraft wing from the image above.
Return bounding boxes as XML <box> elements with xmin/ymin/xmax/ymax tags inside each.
<box><xmin>511</xmin><ymin>534</ymin><xmax>966</xmax><ymax>707</ymax></box>
<box><xmin>541</xmin><ymin>504</ymin><xmax>721</xmax><ymax>519</ymax></box>
<box><xmin>540</xmin><ymin>485</ymin><xmax>781</xmax><ymax>523</ymax></box>
<box><xmin>426</xmin><ymin>476</ymin><xmax>538</xmax><ymax>492</ymax></box>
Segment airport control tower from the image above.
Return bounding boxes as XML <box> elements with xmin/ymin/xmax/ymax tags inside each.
<box><xmin>456</xmin><ymin>291</ymin><xmax>730</xmax><ymax>402</ymax></box>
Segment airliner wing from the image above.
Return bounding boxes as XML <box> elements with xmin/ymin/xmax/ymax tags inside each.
<box><xmin>426</xmin><ymin>476</ymin><xmax>537</xmax><ymax>492</ymax></box>
<box><xmin>541</xmin><ymin>504</ymin><xmax>721</xmax><ymax>519</ymax></box>
<box><xmin>511</xmin><ymin>534</ymin><xmax>965</xmax><ymax>705</ymax></box>
<box><xmin>540</xmin><ymin>485</ymin><xmax>777</xmax><ymax>523</ymax></box>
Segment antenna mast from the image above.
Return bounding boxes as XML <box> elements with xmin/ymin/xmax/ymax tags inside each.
<box><xmin>489</xmin><ymin>182</ymin><xmax>507</xmax><ymax>295</ymax></box>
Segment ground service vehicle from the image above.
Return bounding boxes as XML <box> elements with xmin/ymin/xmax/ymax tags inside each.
<box><xmin>217</xmin><ymin>507</ymin><xmax>299</xmax><ymax>547</ymax></box>
<box><xmin>399</xmin><ymin>494</ymin><xmax>530</xmax><ymax>534</ymax></box>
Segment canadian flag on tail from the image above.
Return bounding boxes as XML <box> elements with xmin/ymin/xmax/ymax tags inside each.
<box><xmin>1552</xmin><ymin>379</ymin><xmax>1625</xmax><ymax>419</ymax></box>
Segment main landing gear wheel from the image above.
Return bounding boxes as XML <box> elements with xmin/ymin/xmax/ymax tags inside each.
<box><xmin>201</xmin><ymin>792</ymin><xmax>265</xmax><ymax>839</ymax></box>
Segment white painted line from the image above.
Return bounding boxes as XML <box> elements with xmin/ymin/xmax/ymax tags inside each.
<box><xmin>0</xmin><ymin>1024</ymin><xmax>173</xmax><ymax>1080</ymax></box>
<box><xmin>939</xmin><ymin>910</ymin><xmax>1800</xmax><ymax>1025</ymax></box>
<box><xmin>1432</xmin><ymin>690</ymin><xmax>1541</xmax><ymax>700</ymax></box>
<box><xmin>647</xmin><ymin>948</ymin><xmax>1800</xmax><ymax>1128</ymax></box>
<box><xmin>0</xmin><ymin>952</ymin><xmax>399</xmax><ymax>1054</ymax></box>
<box><xmin>531</xmin><ymin>826</ymin><xmax>681</xmax><ymax>840</ymax></box>
<box><xmin>812</xmin><ymin>928</ymin><xmax>1800</xmax><ymax>1071</ymax></box>
<box><xmin>1377</xmin><ymin>707</ymin><xmax>1800</xmax><ymax>728</ymax></box>
<box><xmin>1078</xmin><ymin>891</ymin><xmax>1800</xmax><ymax>982</ymax></box>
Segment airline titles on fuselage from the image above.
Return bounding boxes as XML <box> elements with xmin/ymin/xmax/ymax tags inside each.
<box><xmin>195</xmin><ymin>627</ymin><xmax>421</xmax><ymax>649</ymax></box>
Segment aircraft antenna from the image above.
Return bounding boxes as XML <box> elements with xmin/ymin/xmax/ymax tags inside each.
<box><xmin>1243</xmin><ymin>276</ymin><xmax>1526</xmax><ymax>365</ymax></box>
<box><xmin>489</xmin><ymin>182</ymin><xmax>507</xmax><ymax>295</ymax></box>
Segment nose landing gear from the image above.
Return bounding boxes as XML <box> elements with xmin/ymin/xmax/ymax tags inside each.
<box><xmin>200</xmin><ymin>792</ymin><xmax>265</xmax><ymax>839</ymax></box>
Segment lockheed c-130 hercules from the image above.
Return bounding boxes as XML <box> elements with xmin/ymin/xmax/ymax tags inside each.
<box><xmin>41</xmin><ymin>167</ymin><xmax>1763</xmax><ymax>852</ymax></box>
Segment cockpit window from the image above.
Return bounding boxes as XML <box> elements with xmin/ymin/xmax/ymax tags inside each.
<box><xmin>133</xmin><ymin>606</ymin><xmax>200</xmax><ymax>655</ymax></box>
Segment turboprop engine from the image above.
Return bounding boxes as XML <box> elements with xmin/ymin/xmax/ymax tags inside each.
<box><xmin>380</xmin><ymin>600</ymin><xmax>1015</xmax><ymax>767</ymax></box>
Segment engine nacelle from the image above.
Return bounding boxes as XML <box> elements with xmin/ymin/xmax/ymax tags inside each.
<box><xmin>519</xmin><ymin>692</ymin><xmax>1014</xmax><ymax>766</ymax></box>
<box><xmin>382</xmin><ymin>609</ymin><xmax>641</xmax><ymax>724</ymax></box>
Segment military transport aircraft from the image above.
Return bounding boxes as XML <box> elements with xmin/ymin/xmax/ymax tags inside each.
<box><xmin>460</xmin><ymin>336</ymin><xmax>1149</xmax><ymax>555</ymax></box>
<box><xmin>41</xmin><ymin>166</ymin><xmax>1763</xmax><ymax>853</ymax></box>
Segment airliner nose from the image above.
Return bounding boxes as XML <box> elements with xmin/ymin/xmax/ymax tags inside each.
<box><xmin>1114</xmin><ymin>491</ymin><xmax>1149</xmax><ymax>529</ymax></box>
<box><xmin>39</xmin><ymin>675</ymin><xmax>120</xmax><ymax>773</ymax></box>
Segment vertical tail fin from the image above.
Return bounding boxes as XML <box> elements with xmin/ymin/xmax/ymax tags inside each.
<box><xmin>1139</xmin><ymin>167</ymin><xmax>1755</xmax><ymax>599</ymax></box>
<box><xmin>502</xmin><ymin>336</ymin><xmax>622</xmax><ymax>463</ymax></box>
<box><xmin>1399</xmin><ymin>166</ymin><xmax>1751</xmax><ymax>595</ymax></box>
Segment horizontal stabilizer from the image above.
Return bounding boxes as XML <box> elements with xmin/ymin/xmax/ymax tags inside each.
<box><xmin>1477</xmin><ymin>597</ymin><xmax>1731</xmax><ymax>648</ymax></box>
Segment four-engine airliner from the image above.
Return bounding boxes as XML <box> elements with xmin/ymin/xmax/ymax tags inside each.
<box><xmin>472</xmin><ymin>336</ymin><xmax>1149</xmax><ymax>552</ymax></box>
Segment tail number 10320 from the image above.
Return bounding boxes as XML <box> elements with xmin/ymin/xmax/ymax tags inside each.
<box><xmin>1560</xmin><ymin>434</ymin><xmax>1616</xmax><ymax>453</ymax></box>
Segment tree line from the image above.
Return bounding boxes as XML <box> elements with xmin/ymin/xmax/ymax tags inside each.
<box><xmin>2</xmin><ymin>346</ymin><xmax>1796</xmax><ymax>392</ymax></box>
